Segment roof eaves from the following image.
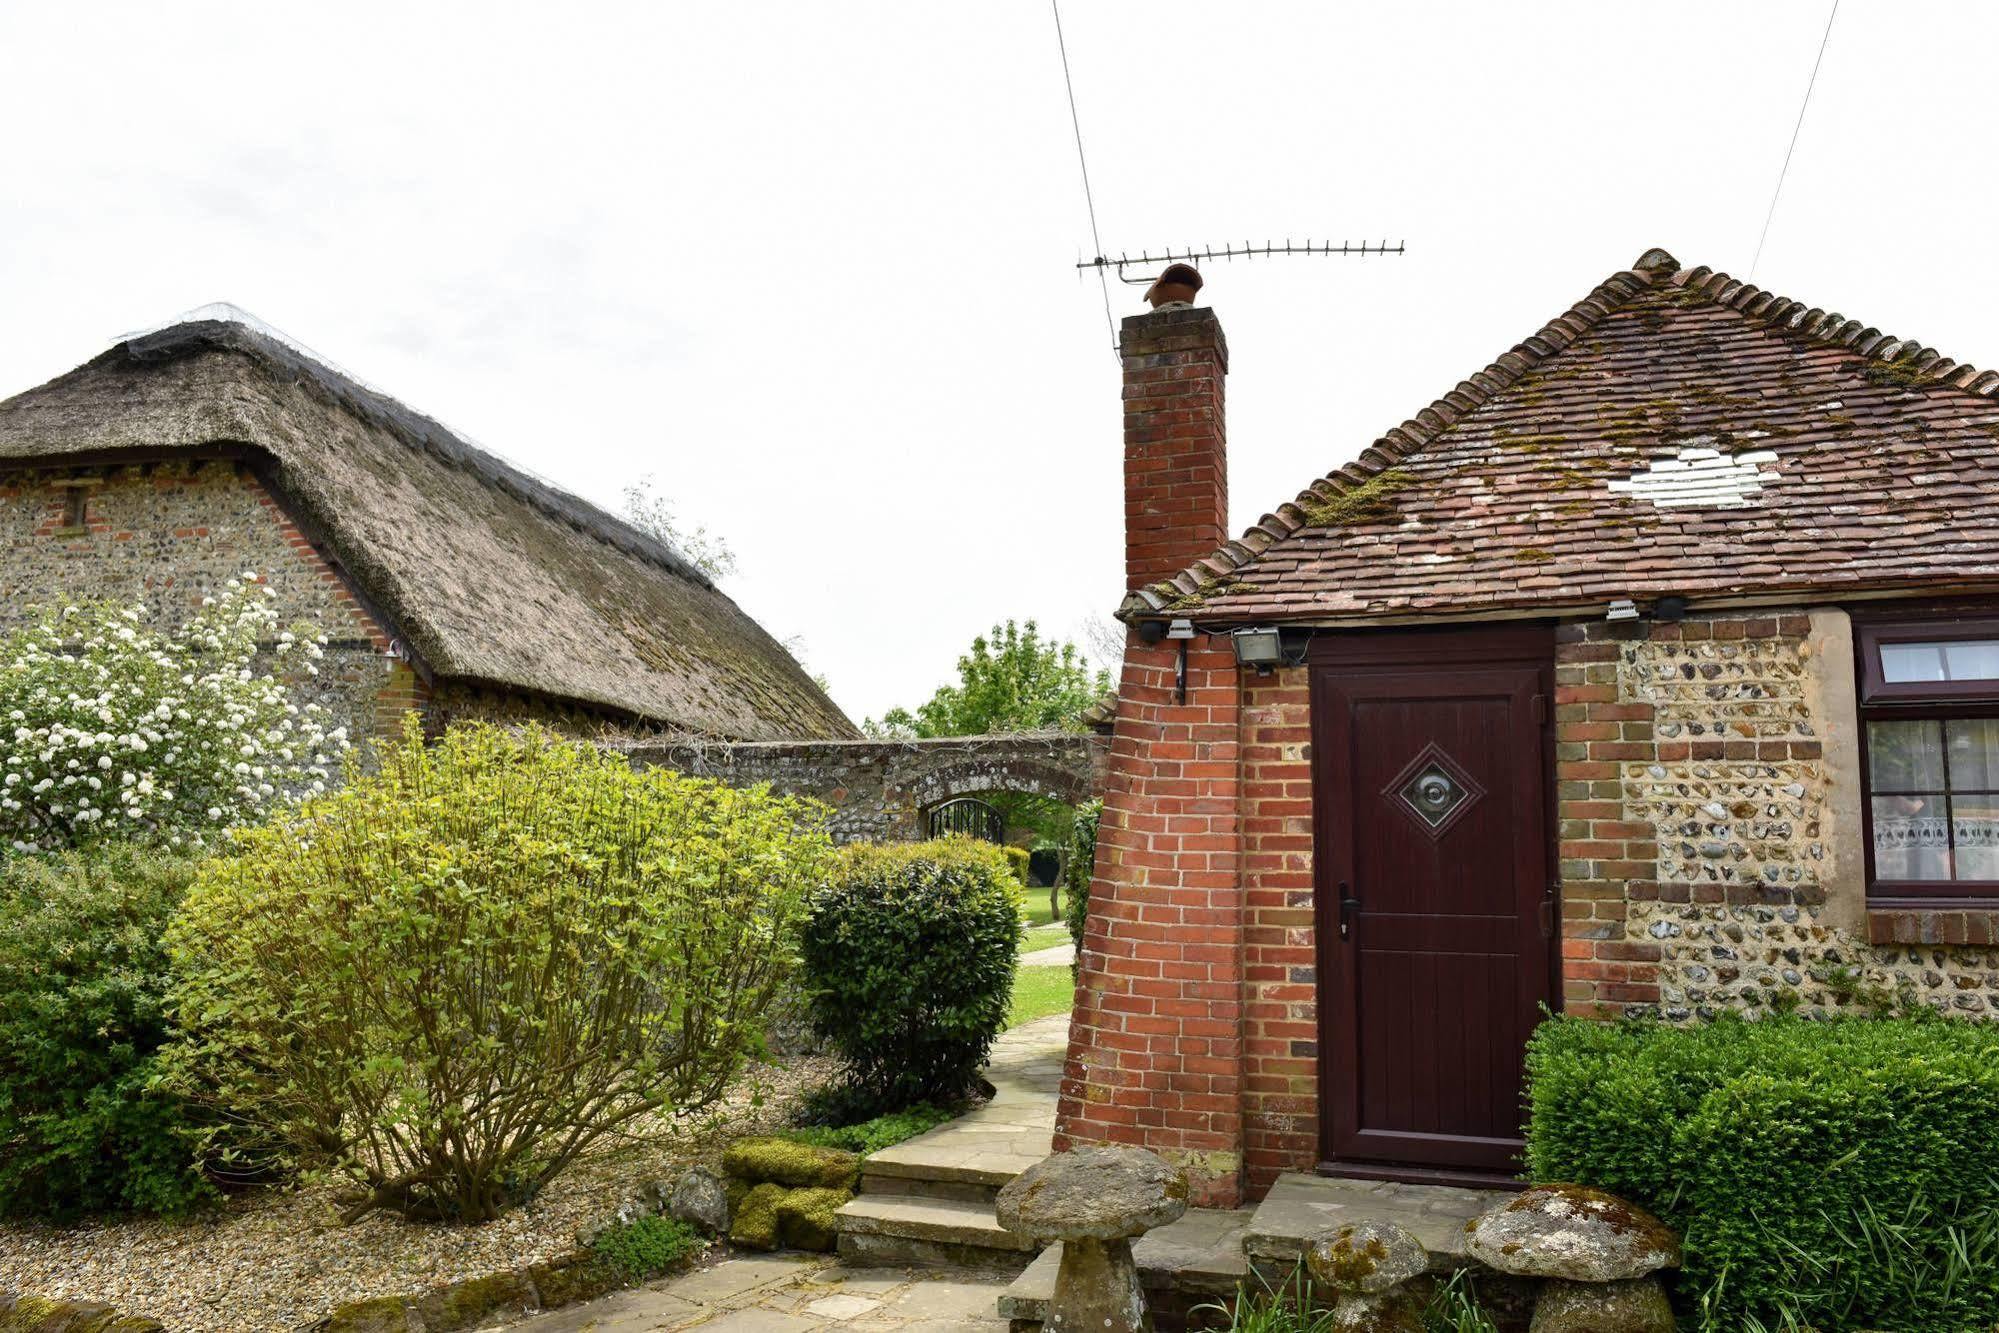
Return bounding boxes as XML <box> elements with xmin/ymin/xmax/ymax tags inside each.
<box><xmin>1118</xmin><ymin>248</ymin><xmax>1683</xmax><ymax>619</ymax></box>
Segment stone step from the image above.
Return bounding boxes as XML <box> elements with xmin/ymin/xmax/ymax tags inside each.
<box><xmin>835</xmin><ymin>1193</ymin><xmax>1040</xmax><ymax>1271</ymax></box>
<box><xmin>996</xmin><ymin>1206</ymin><xmax>1252</xmax><ymax>1328</ymax></box>
<box><xmin>860</xmin><ymin>1168</ymin><xmax>999</xmax><ymax>1205</ymax></box>
<box><xmin>1243</xmin><ymin>1173</ymin><xmax>1513</xmax><ymax>1274</ymax></box>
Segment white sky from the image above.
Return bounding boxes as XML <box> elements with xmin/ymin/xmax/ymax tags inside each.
<box><xmin>3</xmin><ymin>2</ymin><xmax>1994</xmax><ymax>724</ymax></box>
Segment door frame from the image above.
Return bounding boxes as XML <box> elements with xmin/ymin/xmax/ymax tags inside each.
<box><xmin>1306</xmin><ymin>623</ymin><xmax>1560</xmax><ymax>1185</ymax></box>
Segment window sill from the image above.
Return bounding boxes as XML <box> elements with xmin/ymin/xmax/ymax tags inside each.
<box><xmin>1867</xmin><ymin>906</ymin><xmax>1999</xmax><ymax>946</ymax></box>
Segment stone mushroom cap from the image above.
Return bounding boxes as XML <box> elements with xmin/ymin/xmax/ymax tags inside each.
<box><xmin>995</xmin><ymin>1147</ymin><xmax>1189</xmax><ymax>1242</ymax></box>
<box><xmin>1305</xmin><ymin>1221</ymin><xmax>1428</xmax><ymax>1296</ymax></box>
<box><xmin>1464</xmin><ymin>1183</ymin><xmax>1682</xmax><ymax>1282</ymax></box>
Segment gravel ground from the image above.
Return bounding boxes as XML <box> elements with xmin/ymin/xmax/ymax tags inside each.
<box><xmin>0</xmin><ymin>1051</ymin><xmax>837</xmax><ymax>1332</ymax></box>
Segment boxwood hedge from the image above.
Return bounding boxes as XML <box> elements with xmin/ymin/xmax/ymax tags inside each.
<box><xmin>1525</xmin><ymin>1013</ymin><xmax>1999</xmax><ymax>1331</ymax></box>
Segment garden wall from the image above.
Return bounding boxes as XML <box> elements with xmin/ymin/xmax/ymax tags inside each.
<box><xmin>620</xmin><ymin>732</ymin><xmax>1109</xmax><ymax>843</ymax></box>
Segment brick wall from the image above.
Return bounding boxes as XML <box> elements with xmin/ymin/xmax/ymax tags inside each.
<box><xmin>1121</xmin><ymin>306</ymin><xmax>1228</xmax><ymax>593</ymax></box>
<box><xmin>0</xmin><ymin>461</ymin><xmax>406</xmax><ymax>743</ymax></box>
<box><xmin>1056</xmin><ymin>634</ymin><xmax>1247</xmax><ymax>1207</ymax></box>
<box><xmin>1239</xmin><ymin>667</ymin><xmax>1317</xmax><ymax>1196</ymax></box>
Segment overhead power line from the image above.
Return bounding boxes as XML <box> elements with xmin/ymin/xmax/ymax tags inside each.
<box><xmin>1750</xmin><ymin>0</ymin><xmax>1840</xmax><ymax>282</ymax></box>
<box><xmin>1049</xmin><ymin>0</ymin><xmax>1119</xmax><ymax>359</ymax></box>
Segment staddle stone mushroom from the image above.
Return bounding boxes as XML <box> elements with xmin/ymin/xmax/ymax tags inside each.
<box><xmin>1464</xmin><ymin>1183</ymin><xmax>1680</xmax><ymax>1283</ymax></box>
<box><xmin>996</xmin><ymin>1147</ymin><xmax>1189</xmax><ymax>1333</ymax></box>
<box><xmin>1306</xmin><ymin>1221</ymin><xmax>1430</xmax><ymax>1331</ymax></box>
<box><xmin>1465</xmin><ymin>1184</ymin><xmax>1681</xmax><ymax>1333</ymax></box>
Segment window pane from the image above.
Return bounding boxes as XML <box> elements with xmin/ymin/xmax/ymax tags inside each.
<box><xmin>1873</xmin><ymin>795</ymin><xmax>1952</xmax><ymax>880</ymax></box>
<box><xmin>1881</xmin><ymin>643</ymin><xmax>1948</xmax><ymax>682</ymax></box>
<box><xmin>1948</xmin><ymin>719</ymin><xmax>1999</xmax><ymax>791</ymax></box>
<box><xmin>1945</xmin><ymin>641</ymin><xmax>1999</xmax><ymax>682</ymax></box>
<box><xmin>1955</xmin><ymin>796</ymin><xmax>1999</xmax><ymax>881</ymax></box>
<box><xmin>1869</xmin><ymin>720</ymin><xmax>1947</xmax><ymax>792</ymax></box>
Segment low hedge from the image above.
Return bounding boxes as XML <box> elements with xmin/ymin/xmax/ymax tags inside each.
<box><xmin>1525</xmin><ymin>1014</ymin><xmax>1999</xmax><ymax>1331</ymax></box>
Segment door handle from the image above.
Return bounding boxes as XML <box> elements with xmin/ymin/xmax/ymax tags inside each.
<box><xmin>1339</xmin><ymin>883</ymin><xmax>1361</xmax><ymax>940</ymax></box>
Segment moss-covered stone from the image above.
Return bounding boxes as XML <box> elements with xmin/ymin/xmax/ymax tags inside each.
<box><xmin>723</xmin><ymin>1137</ymin><xmax>859</xmax><ymax>1190</ymax></box>
<box><xmin>318</xmin><ymin>1295</ymin><xmax>415</xmax><ymax>1333</ymax></box>
<box><xmin>775</xmin><ymin>1186</ymin><xmax>851</xmax><ymax>1251</ymax></box>
<box><xmin>409</xmin><ymin>1270</ymin><xmax>536</xmax><ymax>1327</ymax></box>
<box><xmin>729</xmin><ymin>1180</ymin><xmax>789</xmax><ymax>1250</ymax></box>
<box><xmin>523</xmin><ymin>1253</ymin><xmax>622</xmax><ymax>1309</ymax></box>
<box><xmin>0</xmin><ymin>1295</ymin><xmax>167</xmax><ymax>1333</ymax></box>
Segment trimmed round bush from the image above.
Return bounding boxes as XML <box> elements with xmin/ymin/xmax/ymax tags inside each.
<box><xmin>800</xmin><ymin>838</ymin><xmax>1022</xmax><ymax>1114</ymax></box>
<box><xmin>0</xmin><ymin>848</ymin><xmax>212</xmax><ymax>1219</ymax></box>
<box><xmin>164</xmin><ymin>720</ymin><xmax>831</xmax><ymax>1222</ymax></box>
<box><xmin>1526</xmin><ymin>1013</ymin><xmax>1999</xmax><ymax>1330</ymax></box>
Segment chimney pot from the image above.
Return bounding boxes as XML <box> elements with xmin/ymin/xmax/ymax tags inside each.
<box><xmin>1143</xmin><ymin>263</ymin><xmax>1204</xmax><ymax>310</ymax></box>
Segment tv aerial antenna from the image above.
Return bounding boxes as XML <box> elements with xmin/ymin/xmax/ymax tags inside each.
<box><xmin>1077</xmin><ymin>238</ymin><xmax>1405</xmax><ymax>286</ymax></box>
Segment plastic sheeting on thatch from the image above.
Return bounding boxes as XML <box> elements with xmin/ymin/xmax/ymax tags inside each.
<box><xmin>0</xmin><ymin>318</ymin><xmax>857</xmax><ymax>740</ymax></box>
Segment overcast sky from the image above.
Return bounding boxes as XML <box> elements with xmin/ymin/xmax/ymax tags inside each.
<box><xmin>3</xmin><ymin>2</ymin><xmax>1993</xmax><ymax>724</ymax></box>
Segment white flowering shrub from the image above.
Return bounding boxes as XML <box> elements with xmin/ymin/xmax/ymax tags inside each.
<box><xmin>0</xmin><ymin>575</ymin><xmax>346</xmax><ymax>854</ymax></box>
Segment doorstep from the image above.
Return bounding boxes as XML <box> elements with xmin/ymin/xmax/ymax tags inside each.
<box><xmin>1243</xmin><ymin>1173</ymin><xmax>1512</xmax><ymax>1273</ymax></box>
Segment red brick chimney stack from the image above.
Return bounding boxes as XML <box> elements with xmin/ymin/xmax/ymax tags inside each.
<box><xmin>1121</xmin><ymin>268</ymin><xmax>1228</xmax><ymax>593</ymax></box>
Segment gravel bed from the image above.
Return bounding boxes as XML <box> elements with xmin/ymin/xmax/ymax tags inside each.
<box><xmin>0</xmin><ymin>1051</ymin><xmax>837</xmax><ymax>1332</ymax></box>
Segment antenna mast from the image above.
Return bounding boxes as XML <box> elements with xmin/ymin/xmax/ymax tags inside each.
<box><xmin>1079</xmin><ymin>239</ymin><xmax>1405</xmax><ymax>285</ymax></box>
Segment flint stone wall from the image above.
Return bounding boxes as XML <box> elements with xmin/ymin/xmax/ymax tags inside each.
<box><xmin>620</xmin><ymin>732</ymin><xmax>1109</xmax><ymax>843</ymax></box>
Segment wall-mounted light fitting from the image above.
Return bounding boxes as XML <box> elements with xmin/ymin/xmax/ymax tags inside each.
<box><xmin>1165</xmin><ymin>619</ymin><xmax>1196</xmax><ymax>640</ymax></box>
<box><xmin>1231</xmin><ymin>626</ymin><xmax>1284</xmax><ymax>669</ymax></box>
<box><xmin>1606</xmin><ymin>599</ymin><xmax>1640</xmax><ymax>622</ymax></box>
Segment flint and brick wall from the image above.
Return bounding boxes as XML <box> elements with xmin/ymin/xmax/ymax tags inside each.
<box><xmin>1559</xmin><ymin>608</ymin><xmax>1999</xmax><ymax>1021</ymax></box>
<box><xmin>0</xmin><ymin>460</ymin><xmax>410</xmax><ymax>742</ymax></box>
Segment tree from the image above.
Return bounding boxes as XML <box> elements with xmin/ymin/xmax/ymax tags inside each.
<box><xmin>867</xmin><ymin>620</ymin><xmax>1110</xmax><ymax>739</ymax></box>
<box><xmin>621</xmin><ymin>476</ymin><xmax>737</xmax><ymax>580</ymax></box>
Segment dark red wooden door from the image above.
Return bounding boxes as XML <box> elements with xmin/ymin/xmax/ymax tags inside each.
<box><xmin>1311</xmin><ymin>629</ymin><xmax>1553</xmax><ymax>1178</ymax></box>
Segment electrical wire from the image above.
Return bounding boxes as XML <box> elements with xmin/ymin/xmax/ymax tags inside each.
<box><xmin>1750</xmin><ymin>0</ymin><xmax>1840</xmax><ymax>281</ymax></box>
<box><xmin>1050</xmin><ymin>0</ymin><xmax>1119</xmax><ymax>359</ymax></box>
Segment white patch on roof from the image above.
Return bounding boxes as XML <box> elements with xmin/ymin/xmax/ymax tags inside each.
<box><xmin>1608</xmin><ymin>446</ymin><xmax>1779</xmax><ymax>509</ymax></box>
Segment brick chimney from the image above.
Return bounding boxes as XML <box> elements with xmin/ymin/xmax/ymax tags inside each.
<box><xmin>1121</xmin><ymin>291</ymin><xmax>1229</xmax><ymax>592</ymax></box>
<box><xmin>1058</xmin><ymin>267</ymin><xmax>1249</xmax><ymax>1210</ymax></box>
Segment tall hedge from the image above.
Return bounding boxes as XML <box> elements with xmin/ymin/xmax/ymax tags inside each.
<box><xmin>0</xmin><ymin>849</ymin><xmax>211</xmax><ymax>1218</ymax></box>
<box><xmin>800</xmin><ymin>838</ymin><xmax>1022</xmax><ymax>1114</ymax></box>
<box><xmin>1064</xmin><ymin>798</ymin><xmax>1101</xmax><ymax>955</ymax></box>
<box><xmin>1525</xmin><ymin>1014</ymin><xmax>1999</xmax><ymax>1330</ymax></box>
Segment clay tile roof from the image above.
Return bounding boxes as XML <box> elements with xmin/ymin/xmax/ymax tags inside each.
<box><xmin>0</xmin><ymin>317</ymin><xmax>858</xmax><ymax>740</ymax></box>
<box><xmin>1130</xmin><ymin>249</ymin><xmax>1999</xmax><ymax>624</ymax></box>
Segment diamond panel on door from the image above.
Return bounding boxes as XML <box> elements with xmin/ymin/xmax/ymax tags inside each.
<box><xmin>1382</xmin><ymin>741</ymin><xmax>1485</xmax><ymax>839</ymax></box>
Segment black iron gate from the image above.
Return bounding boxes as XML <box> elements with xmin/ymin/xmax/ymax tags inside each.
<box><xmin>926</xmin><ymin>796</ymin><xmax>1004</xmax><ymax>842</ymax></box>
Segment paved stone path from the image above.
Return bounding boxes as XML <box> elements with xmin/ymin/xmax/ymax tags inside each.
<box><xmin>1017</xmin><ymin>942</ymin><xmax>1074</xmax><ymax>968</ymax></box>
<box><xmin>862</xmin><ymin>1013</ymin><xmax>1064</xmax><ymax>1188</ymax></box>
<box><xmin>498</xmin><ymin>1017</ymin><xmax>1070</xmax><ymax>1330</ymax></box>
<box><xmin>493</xmin><ymin>1256</ymin><xmax>1012</xmax><ymax>1331</ymax></box>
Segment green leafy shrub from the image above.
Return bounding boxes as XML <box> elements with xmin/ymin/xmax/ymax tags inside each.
<box><xmin>0</xmin><ymin>848</ymin><xmax>212</xmax><ymax>1219</ymax></box>
<box><xmin>1525</xmin><ymin>1014</ymin><xmax>1999</xmax><ymax>1331</ymax></box>
<box><xmin>1064</xmin><ymin>798</ymin><xmax>1101</xmax><ymax>954</ymax></box>
<box><xmin>800</xmin><ymin>837</ymin><xmax>1022</xmax><ymax>1114</ymax></box>
<box><xmin>1001</xmin><ymin>843</ymin><xmax>1031</xmax><ymax>887</ymax></box>
<box><xmin>782</xmin><ymin>1103</ymin><xmax>953</xmax><ymax>1155</ymax></box>
<box><xmin>164</xmin><ymin>720</ymin><xmax>831</xmax><ymax>1222</ymax></box>
<box><xmin>591</xmin><ymin>1215</ymin><xmax>705</xmax><ymax>1281</ymax></box>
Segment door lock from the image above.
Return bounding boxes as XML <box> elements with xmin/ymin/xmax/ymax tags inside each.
<box><xmin>1339</xmin><ymin>883</ymin><xmax>1361</xmax><ymax>940</ymax></box>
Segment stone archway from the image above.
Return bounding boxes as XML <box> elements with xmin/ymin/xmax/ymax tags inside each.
<box><xmin>619</xmin><ymin>730</ymin><xmax>1109</xmax><ymax>845</ymax></box>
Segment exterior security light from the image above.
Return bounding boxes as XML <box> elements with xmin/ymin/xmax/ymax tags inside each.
<box><xmin>1232</xmin><ymin>626</ymin><xmax>1284</xmax><ymax>670</ymax></box>
<box><xmin>1606</xmin><ymin>599</ymin><xmax>1641</xmax><ymax>622</ymax></box>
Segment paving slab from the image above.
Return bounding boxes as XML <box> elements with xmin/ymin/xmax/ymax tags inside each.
<box><xmin>862</xmin><ymin>1015</ymin><xmax>1064</xmax><ymax>1190</ymax></box>
<box><xmin>1243</xmin><ymin>1174</ymin><xmax>1511</xmax><ymax>1272</ymax></box>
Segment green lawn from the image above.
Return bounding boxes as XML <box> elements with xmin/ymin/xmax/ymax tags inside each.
<box><xmin>1021</xmin><ymin>923</ymin><xmax>1070</xmax><ymax>954</ymax></box>
<box><xmin>1008</xmin><ymin>964</ymin><xmax>1075</xmax><ymax>1029</ymax></box>
<box><xmin>1019</xmin><ymin>895</ymin><xmax>1062</xmax><ymax>927</ymax></box>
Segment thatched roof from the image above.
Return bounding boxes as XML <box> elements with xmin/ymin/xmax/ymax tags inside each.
<box><xmin>0</xmin><ymin>316</ymin><xmax>858</xmax><ymax>740</ymax></box>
